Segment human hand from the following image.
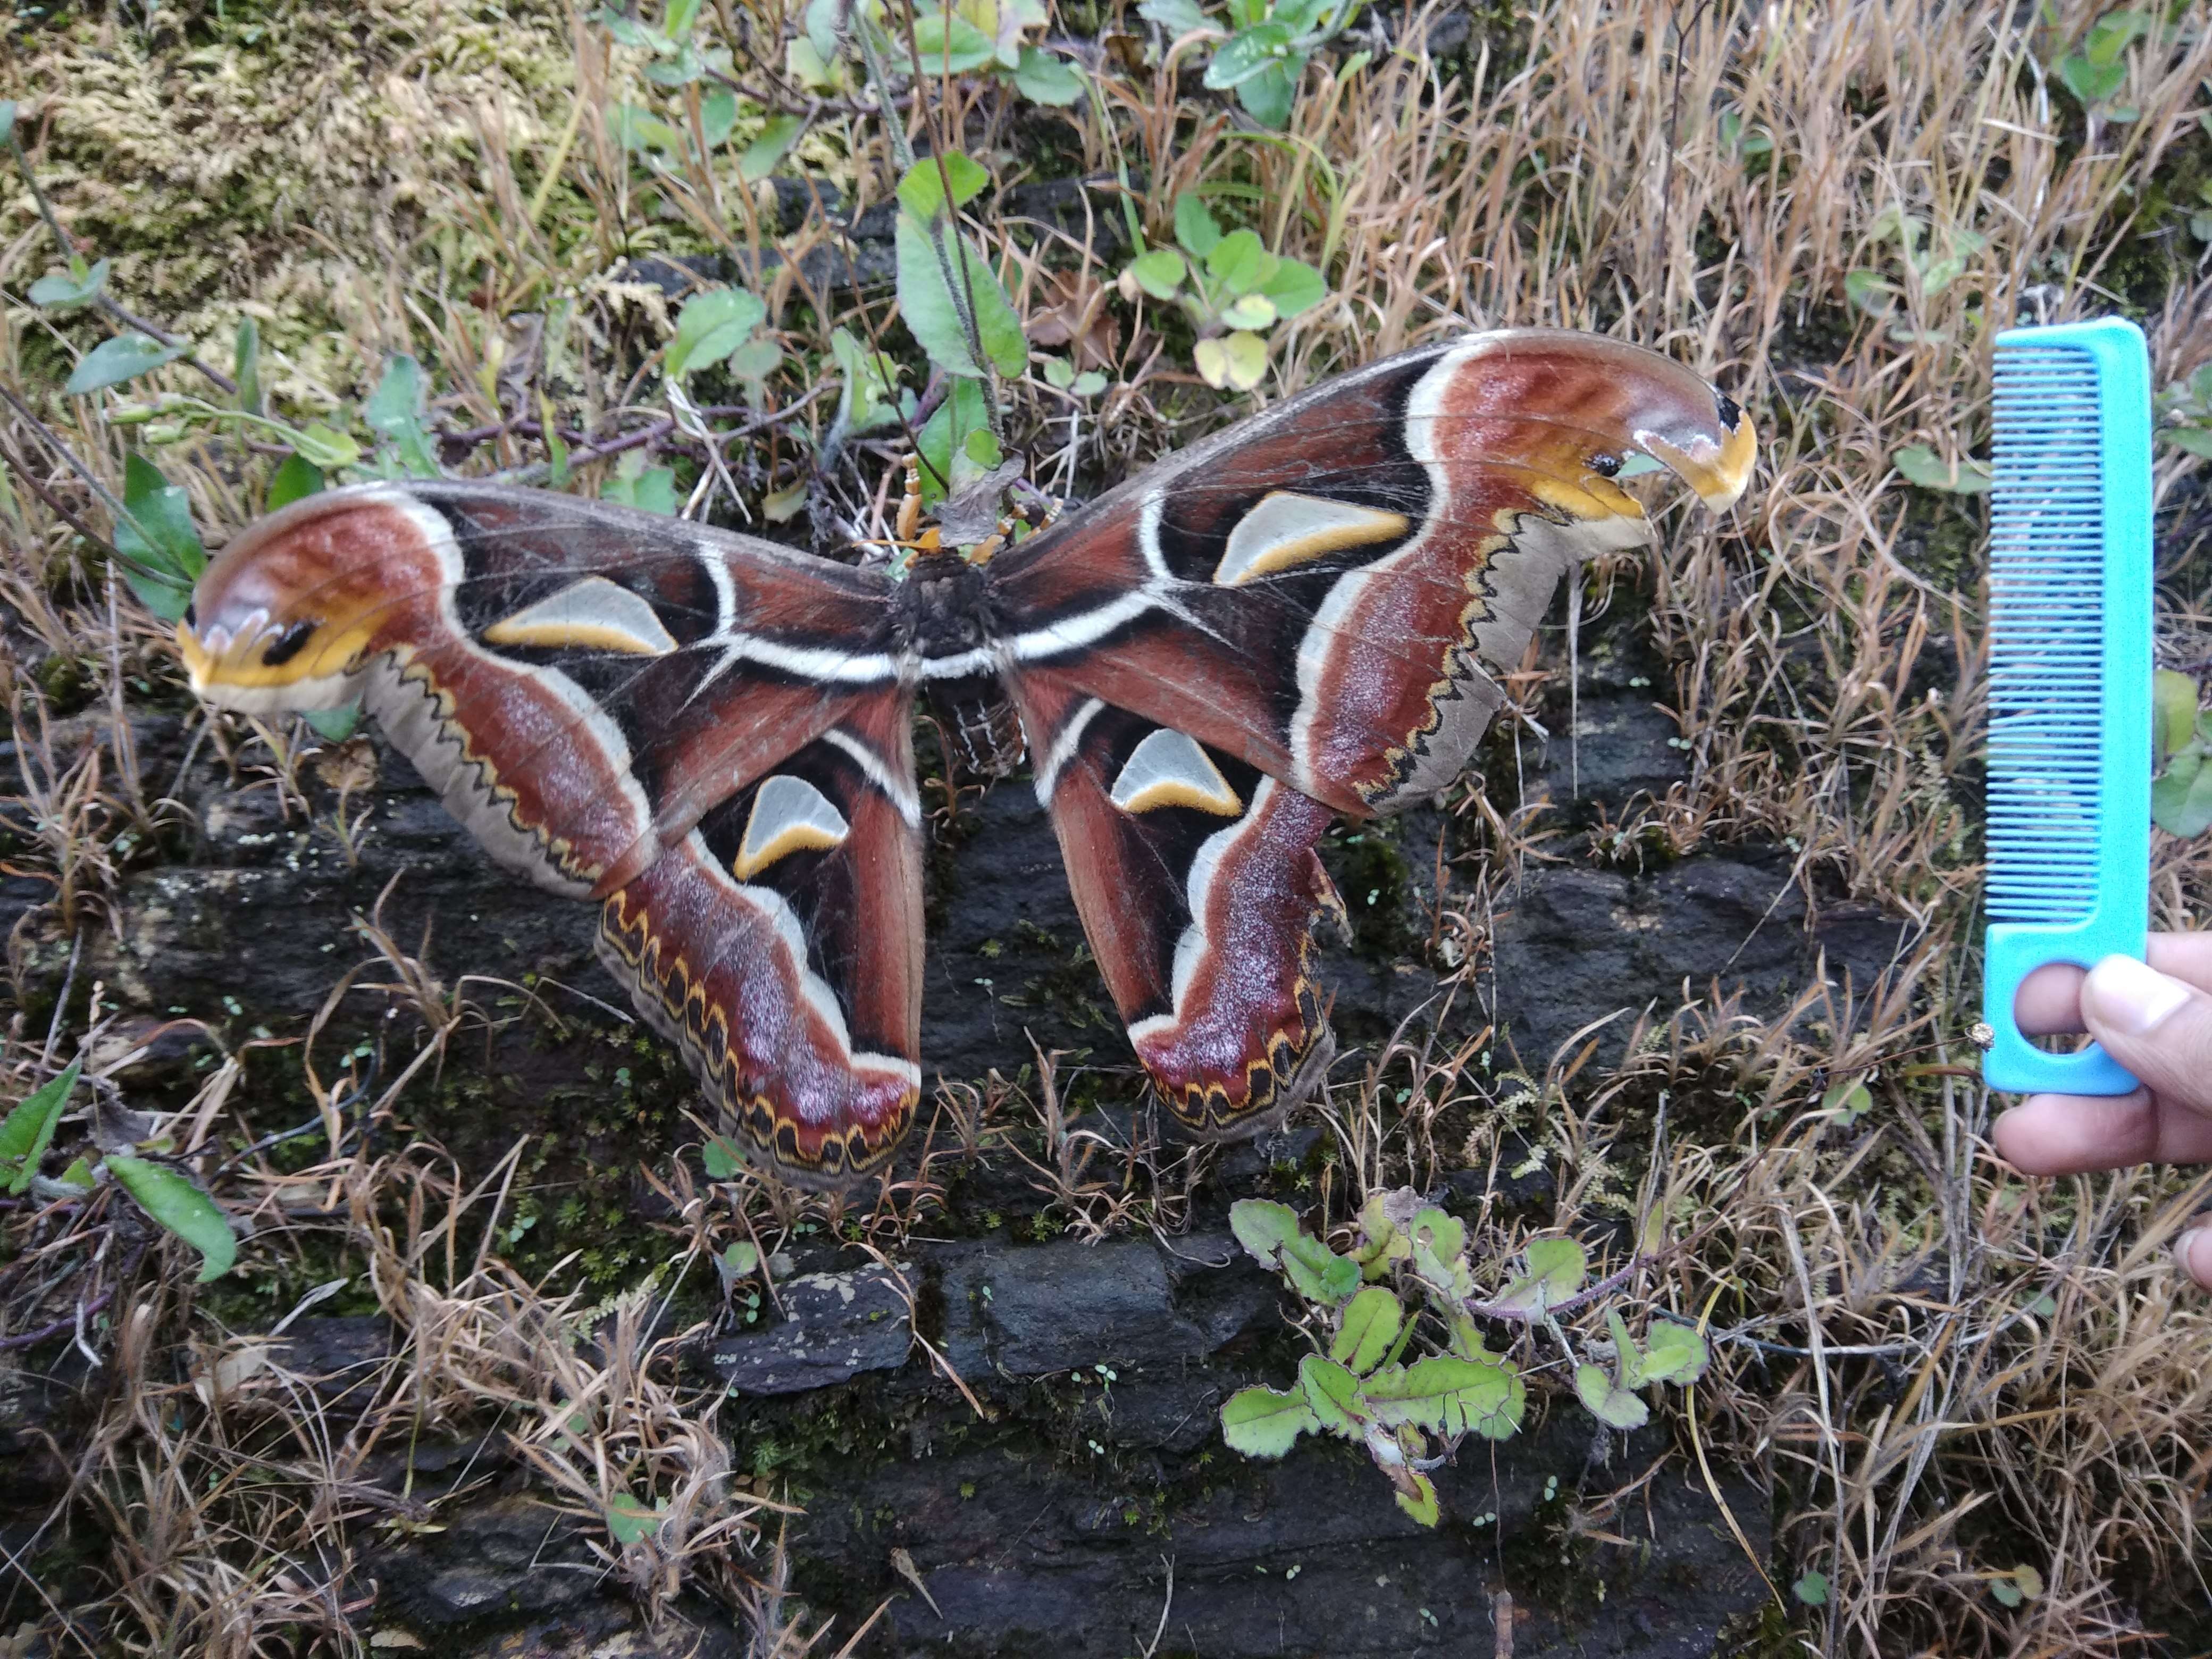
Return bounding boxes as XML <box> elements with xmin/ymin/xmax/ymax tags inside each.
<box><xmin>1991</xmin><ymin>934</ymin><xmax>2212</xmax><ymax>1291</ymax></box>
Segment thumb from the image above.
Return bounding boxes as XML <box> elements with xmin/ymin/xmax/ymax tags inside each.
<box><xmin>2077</xmin><ymin>955</ymin><xmax>2212</xmax><ymax>1115</ymax></box>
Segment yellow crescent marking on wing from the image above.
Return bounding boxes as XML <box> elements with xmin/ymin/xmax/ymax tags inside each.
<box><xmin>1110</xmin><ymin>728</ymin><xmax>1243</xmax><ymax>817</ymax></box>
<box><xmin>733</xmin><ymin>774</ymin><xmax>851</xmax><ymax>879</ymax></box>
<box><xmin>1214</xmin><ymin>492</ymin><xmax>1411</xmax><ymax>586</ymax></box>
<box><xmin>483</xmin><ymin>576</ymin><xmax>680</xmax><ymax>656</ymax></box>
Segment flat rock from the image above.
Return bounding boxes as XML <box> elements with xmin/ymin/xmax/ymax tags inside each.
<box><xmin>700</xmin><ymin>1263</ymin><xmax>912</xmax><ymax>1395</ymax></box>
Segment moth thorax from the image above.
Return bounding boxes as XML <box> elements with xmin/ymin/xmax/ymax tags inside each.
<box><xmin>927</xmin><ymin>677</ymin><xmax>1025</xmax><ymax>778</ymax></box>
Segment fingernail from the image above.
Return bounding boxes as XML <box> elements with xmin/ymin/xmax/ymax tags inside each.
<box><xmin>2082</xmin><ymin>956</ymin><xmax>2193</xmax><ymax>1036</ymax></box>
<box><xmin>2177</xmin><ymin>1229</ymin><xmax>2209</xmax><ymax>1286</ymax></box>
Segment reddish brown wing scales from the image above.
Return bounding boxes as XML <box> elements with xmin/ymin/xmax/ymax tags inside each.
<box><xmin>596</xmin><ymin>693</ymin><xmax>924</xmax><ymax>1186</ymax></box>
<box><xmin>1016</xmin><ymin>679</ymin><xmax>1342</xmax><ymax>1137</ymax></box>
<box><xmin>990</xmin><ymin>330</ymin><xmax>1754</xmax><ymax>817</ymax></box>
<box><xmin>179</xmin><ymin>483</ymin><xmax>898</xmax><ymax>894</ymax></box>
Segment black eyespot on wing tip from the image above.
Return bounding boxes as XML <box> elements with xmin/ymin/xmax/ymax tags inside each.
<box><xmin>1715</xmin><ymin>391</ymin><xmax>1744</xmax><ymax>431</ymax></box>
<box><xmin>261</xmin><ymin>618</ymin><xmax>317</xmax><ymax>668</ymax></box>
<box><xmin>1588</xmin><ymin>453</ymin><xmax>1623</xmax><ymax>477</ymax></box>
<box><xmin>182</xmin><ymin>601</ymin><xmax>197</xmax><ymax>630</ymax></box>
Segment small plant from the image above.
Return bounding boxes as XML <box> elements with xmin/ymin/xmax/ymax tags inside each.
<box><xmin>1219</xmin><ymin>1192</ymin><xmax>1708</xmax><ymax>1524</ymax></box>
<box><xmin>1139</xmin><ymin>0</ymin><xmax>1364</xmax><ymax>127</ymax></box>
<box><xmin>2155</xmin><ymin>361</ymin><xmax>2212</xmax><ymax>458</ymax></box>
<box><xmin>905</xmin><ymin>0</ymin><xmax>1084</xmax><ymax>104</ymax></box>
<box><xmin>0</xmin><ymin>1062</ymin><xmax>237</xmax><ymax>1282</ymax></box>
<box><xmin>2151</xmin><ymin>669</ymin><xmax>2212</xmax><ymax>836</ymax></box>
<box><xmin>1120</xmin><ymin>193</ymin><xmax>1327</xmax><ymax>390</ymax></box>
<box><xmin>2046</xmin><ymin>7</ymin><xmax>2153</xmax><ymax>123</ymax></box>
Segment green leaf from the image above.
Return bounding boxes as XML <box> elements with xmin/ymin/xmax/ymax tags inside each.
<box><xmin>1364</xmin><ymin>1354</ymin><xmax>1522</xmax><ymax>1438</ymax></box>
<box><xmin>911</xmin><ymin>10</ymin><xmax>999</xmax><ymax>72</ymax></box>
<box><xmin>1041</xmin><ymin>355</ymin><xmax>1075</xmax><ymax>389</ymax></box>
<box><xmin>118</xmin><ymin>452</ymin><xmax>207</xmax><ymax>581</ymax></box>
<box><xmin>897</xmin><ymin>152</ymin><xmax>992</xmax><ymax>222</ymax></box>
<box><xmin>106</xmin><ymin>1155</ymin><xmax>236</xmax><ymax>1282</ymax></box>
<box><xmin>726</xmin><ymin>336</ymin><xmax>783</xmax><ymax>388</ymax></box>
<box><xmin>0</xmin><ymin>1060</ymin><xmax>80</xmax><ymax>1195</ymax></box>
<box><xmin>1071</xmin><ymin>370</ymin><xmax>1107</xmax><ymax>397</ymax></box>
<box><xmin>1234</xmin><ymin>56</ymin><xmax>1300</xmax><ymax>127</ymax></box>
<box><xmin>804</xmin><ymin>0</ymin><xmax>844</xmax><ymax>58</ymax></box>
<box><xmin>1205</xmin><ymin>228</ymin><xmax>1268</xmax><ymax>292</ymax></box>
<box><xmin>1229</xmin><ymin>1197</ymin><xmax>1301</xmax><ymax>1265</ymax></box>
<box><xmin>831</xmin><ymin>326</ymin><xmax>903</xmax><ymax>434</ymax></box>
<box><xmin>52</xmin><ymin>1157</ymin><xmax>94</xmax><ymax>1194</ymax></box>
<box><xmin>1297</xmin><ymin>1353</ymin><xmax>1364</xmax><ymax>1436</ymax></box>
<box><xmin>722</xmin><ymin>1238</ymin><xmax>760</xmax><ymax>1277</ymax></box>
<box><xmin>1137</xmin><ymin>0</ymin><xmax>1212</xmax><ymax>32</ymax></box>
<box><xmin>1280</xmin><ymin>1229</ymin><xmax>1360</xmax><ymax>1303</ymax></box>
<box><xmin>1394</xmin><ymin>1468</ymin><xmax>1440</xmax><ymax>1526</ymax></box>
<box><xmin>1844</xmin><ymin>267</ymin><xmax>1894</xmax><ymax>315</ymax></box>
<box><xmin>741</xmin><ymin>113</ymin><xmax>804</xmax><ymax>181</ymax></box>
<box><xmin>699</xmin><ymin>87</ymin><xmax>739</xmax><ymax>150</ymax></box>
<box><xmin>1218</xmin><ymin>294</ymin><xmax>1276</xmax><ymax>330</ymax></box>
<box><xmin>1219</xmin><ymin>1384</ymin><xmax>1317</xmax><ymax>1456</ymax></box>
<box><xmin>1892</xmin><ymin>443</ymin><xmax>1992</xmax><ymax>493</ymax></box>
<box><xmin>601</xmin><ymin>450</ymin><xmax>678</xmax><ymax>515</ymax></box>
<box><xmin>267</xmin><ymin>454</ymin><xmax>325</xmax><ymax>513</ymax></box>
<box><xmin>643</xmin><ymin>42</ymin><xmax>705</xmax><ymax>85</ymax></box>
<box><xmin>2163</xmin><ymin>424</ymin><xmax>2212</xmax><ymax>458</ymax></box>
<box><xmin>666</xmin><ymin>288</ymin><xmax>768</xmax><ymax>380</ymax></box>
<box><xmin>596</xmin><ymin>6</ymin><xmax>664</xmax><ymax>49</ymax></box>
<box><xmin>606</xmin><ymin>102</ymin><xmax>686</xmax><ymax>156</ymax></box>
<box><xmin>1129</xmin><ymin>248</ymin><xmax>1188</xmax><ymax>300</ymax></box>
<box><xmin>1174</xmin><ymin>192</ymin><xmax>1223</xmax><ymax>258</ymax></box>
<box><xmin>664</xmin><ymin>0</ymin><xmax>705</xmax><ymax>41</ymax></box>
<box><xmin>895</xmin><ymin>217</ymin><xmax>1026</xmax><ymax>379</ymax></box>
<box><xmin>1194</xmin><ymin>331</ymin><xmax>1267</xmax><ymax>391</ymax></box>
<box><xmin>1990</xmin><ymin>1576</ymin><xmax>2023</xmax><ymax>1608</ymax></box>
<box><xmin>604</xmin><ymin>1492</ymin><xmax>661</xmax><ymax>1545</ymax></box>
<box><xmin>2150</xmin><ymin>672</ymin><xmax>2185</xmax><ymax>765</ymax></box>
<box><xmin>2152</xmin><ymin>751</ymin><xmax>2212</xmax><ymax>837</ymax></box>
<box><xmin>1624</xmin><ymin>1317</ymin><xmax>1708</xmax><ymax>1389</ymax></box>
<box><xmin>1821</xmin><ymin>1075</ymin><xmax>1873</xmax><ymax>1125</ymax></box>
<box><xmin>1574</xmin><ymin>1361</ymin><xmax>1648</xmax><ymax>1429</ymax></box>
<box><xmin>1256</xmin><ymin>256</ymin><xmax>1326</xmax><ymax>319</ymax></box>
<box><xmin>1012</xmin><ymin>46</ymin><xmax>1083</xmax><ymax>104</ymax></box>
<box><xmin>363</xmin><ymin>355</ymin><xmax>442</xmax><ymax>477</ymax></box>
<box><xmin>67</xmin><ymin>334</ymin><xmax>188</xmax><ymax>396</ymax></box>
<box><xmin>30</xmin><ymin>257</ymin><xmax>110</xmax><ymax>311</ymax></box>
<box><xmin>305</xmin><ymin>705</ymin><xmax>362</xmax><ymax>742</ymax></box>
<box><xmin>917</xmin><ymin>378</ymin><xmax>994</xmax><ymax>504</ymax></box>
<box><xmin>233</xmin><ymin>316</ymin><xmax>264</xmax><ymax>416</ymax></box>
<box><xmin>1496</xmin><ymin>1236</ymin><xmax>1587</xmax><ymax>1313</ymax></box>
<box><xmin>1204</xmin><ymin>21</ymin><xmax>1293</xmax><ymax>88</ymax></box>
<box><xmin>2057</xmin><ymin>52</ymin><xmax>2126</xmax><ymax>105</ymax></box>
<box><xmin>0</xmin><ymin>102</ymin><xmax>14</xmax><ymax>146</ymax></box>
<box><xmin>1793</xmin><ymin>1570</ymin><xmax>1829</xmax><ymax>1606</ymax></box>
<box><xmin>1329</xmin><ymin>1285</ymin><xmax>1403</xmax><ymax>1375</ymax></box>
<box><xmin>291</xmin><ymin>422</ymin><xmax>362</xmax><ymax>470</ymax></box>
<box><xmin>701</xmin><ymin>1133</ymin><xmax>745</xmax><ymax>1178</ymax></box>
<box><xmin>2081</xmin><ymin>11</ymin><xmax>2148</xmax><ymax>66</ymax></box>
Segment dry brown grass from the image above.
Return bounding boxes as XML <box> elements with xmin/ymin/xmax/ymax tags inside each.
<box><xmin>3</xmin><ymin>0</ymin><xmax>2211</xmax><ymax>1652</ymax></box>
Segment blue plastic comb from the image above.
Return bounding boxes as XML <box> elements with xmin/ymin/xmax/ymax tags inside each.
<box><xmin>1982</xmin><ymin>317</ymin><xmax>2152</xmax><ymax>1095</ymax></box>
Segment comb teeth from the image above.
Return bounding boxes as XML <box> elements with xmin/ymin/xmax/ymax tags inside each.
<box><xmin>1985</xmin><ymin>345</ymin><xmax>2104</xmax><ymax>925</ymax></box>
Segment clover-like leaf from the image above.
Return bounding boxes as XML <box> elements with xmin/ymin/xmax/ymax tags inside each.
<box><xmin>605</xmin><ymin>1492</ymin><xmax>662</xmax><ymax>1545</ymax></box>
<box><xmin>1280</xmin><ymin>1229</ymin><xmax>1359</xmax><ymax>1304</ymax></box>
<box><xmin>1137</xmin><ymin>0</ymin><xmax>1212</xmax><ymax>32</ymax></box>
<box><xmin>1633</xmin><ymin>1319</ymin><xmax>1709</xmax><ymax>1387</ymax></box>
<box><xmin>2155</xmin><ymin>670</ymin><xmax>2200</xmax><ymax>764</ymax></box>
<box><xmin>106</xmin><ymin>1154</ymin><xmax>237</xmax><ymax>1283</ymax></box>
<box><xmin>1219</xmin><ymin>1384</ymin><xmax>1317</xmax><ymax>1456</ymax></box>
<box><xmin>1204</xmin><ymin>228</ymin><xmax>1268</xmax><ymax>294</ymax></box>
<box><xmin>1329</xmin><ymin>1285</ymin><xmax>1402</xmax><ymax>1375</ymax></box>
<box><xmin>1174</xmin><ymin>191</ymin><xmax>1223</xmax><ymax>258</ymax></box>
<box><xmin>1793</xmin><ymin>1569</ymin><xmax>1830</xmax><ymax>1606</ymax></box>
<box><xmin>2154</xmin><ymin>751</ymin><xmax>2212</xmax><ymax>837</ymax></box>
<box><xmin>1013</xmin><ymin>45</ymin><xmax>1083</xmax><ymax>104</ymax></box>
<box><xmin>1204</xmin><ymin>21</ymin><xmax>1293</xmax><ymax>89</ymax></box>
<box><xmin>1194</xmin><ymin>331</ymin><xmax>1267</xmax><ymax>391</ymax></box>
<box><xmin>665</xmin><ymin>288</ymin><xmax>769</xmax><ymax>380</ymax></box>
<box><xmin>363</xmin><ymin>354</ymin><xmax>442</xmax><ymax>477</ymax></box>
<box><xmin>1495</xmin><ymin>1235</ymin><xmax>1587</xmax><ymax>1313</ymax></box>
<box><xmin>1128</xmin><ymin>247</ymin><xmax>1187</xmax><ymax>300</ymax></box>
<box><xmin>1574</xmin><ymin>1361</ymin><xmax>1648</xmax><ymax>1429</ymax></box>
<box><xmin>1256</xmin><ymin>255</ymin><xmax>1326</xmax><ymax>319</ymax></box>
<box><xmin>1892</xmin><ymin>443</ymin><xmax>1992</xmax><ymax>493</ymax></box>
<box><xmin>911</xmin><ymin>9</ymin><xmax>999</xmax><ymax>72</ymax></box>
<box><xmin>1229</xmin><ymin>1197</ymin><xmax>1302</xmax><ymax>1266</ymax></box>
<box><xmin>0</xmin><ymin>1060</ymin><xmax>80</xmax><ymax>1196</ymax></box>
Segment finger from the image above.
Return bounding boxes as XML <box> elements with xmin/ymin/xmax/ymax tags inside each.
<box><xmin>2147</xmin><ymin>932</ymin><xmax>2212</xmax><ymax>993</ymax></box>
<box><xmin>2015</xmin><ymin>961</ymin><xmax>2088</xmax><ymax>1036</ymax></box>
<box><xmin>2076</xmin><ymin>956</ymin><xmax>2212</xmax><ymax>1117</ymax></box>
<box><xmin>1993</xmin><ymin>1089</ymin><xmax>2212</xmax><ymax>1172</ymax></box>
<box><xmin>2177</xmin><ymin>1227</ymin><xmax>2212</xmax><ymax>1293</ymax></box>
<box><xmin>2013</xmin><ymin>935</ymin><xmax>2212</xmax><ymax>1036</ymax></box>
